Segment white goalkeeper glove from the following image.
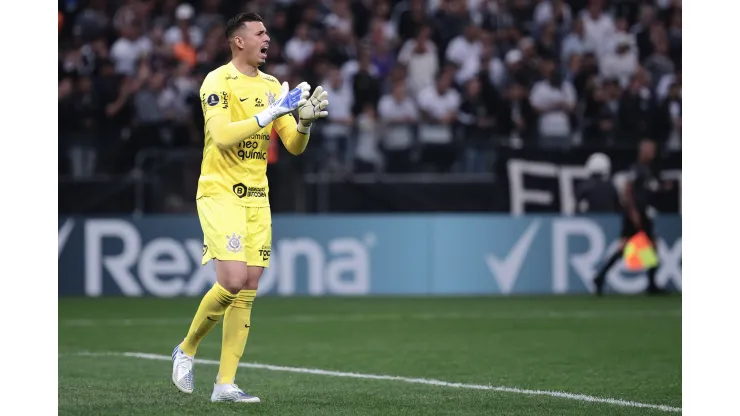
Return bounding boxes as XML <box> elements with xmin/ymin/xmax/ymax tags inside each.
<box><xmin>255</xmin><ymin>81</ymin><xmax>310</xmax><ymax>128</ymax></box>
<box><xmin>297</xmin><ymin>85</ymin><xmax>329</xmax><ymax>133</ymax></box>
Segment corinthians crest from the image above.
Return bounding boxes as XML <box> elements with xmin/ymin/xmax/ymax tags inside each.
<box><xmin>226</xmin><ymin>233</ymin><xmax>243</xmax><ymax>253</ymax></box>
<box><xmin>265</xmin><ymin>90</ymin><xmax>276</xmax><ymax>106</ymax></box>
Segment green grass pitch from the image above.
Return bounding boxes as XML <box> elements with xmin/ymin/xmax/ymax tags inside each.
<box><xmin>59</xmin><ymin>295</ymin><xmax>681</xmax><ymax>415</ymax></box>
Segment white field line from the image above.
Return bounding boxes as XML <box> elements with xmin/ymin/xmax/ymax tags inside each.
<box><xmin>60</xmin><ymin>310</ymin><xmax>681</xmax><ymax>327</ymax></box>
<box><xmin>72</xmin><ymin>351</ymin><xmax>681</xmax><ymax>413</ymax></box>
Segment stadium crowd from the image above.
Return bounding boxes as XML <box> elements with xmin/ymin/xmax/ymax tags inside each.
<box><xmin>58</xmin><ymin>0</ymin><xmax>682</xmax><ymax>177</ymax></box>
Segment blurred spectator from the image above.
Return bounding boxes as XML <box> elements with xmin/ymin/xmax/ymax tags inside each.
<box><xmin>395</xmin><ymin>0</ymin><xmax>427</xmax><ymax>42</ymax></box>
<box><xmin>417</xmin><ymin>69</ymin><xmax>460</xmax><ymax>171</ymax></box>
<box><xmin>351</xmin><ymin>50</ymin><xmax>382</xmax><ymax>114</ymax></box>
<box><xmin>534</xmin><ymin>0</ymin><xmax>573</xmax><ymax>31</ymax></box>
<box><xmin>285</xmin><ymin>23</ymin><xmax>315</xmax><ymax>68</ymax></box>
<box><xmin>631</xmin><ymin>3</ymin><xmax>657</xmax><ymax>62</ymax></box>
<box><xmin>599</xmin><ymin>34</ymin><xmax>638</xmax><ymax>88</ymax></box>
<box><xmin>322</xmin><ymin>66</ymin><xmax>355</xmax><ymax>172</ymax></box>
<box><xmin>667</xmin><ymin>7</ymin><xmax>682</xmax><ymax>68</ymax></box>
<box><xmin>456</xmin><ymin>78</ymin><xmax>496</xmax><ymax>172</ymax></box>
<box><xmin>656</xmin><ymin>70</ymin><xmax>680</xmax><ymax>104</ymax></box>
<box><xmin>529</xmin><ymin>59</ymin><xmax>577</xmax><ymax>149</ymax></box>
<box><xmin>325</xmin><ymin>0</ymin><xmax>355</xmax><ymax>37</ymax></box>
<box><xmin>397</xmin><ymin>25</ymin><xmax>439</xmax><ymax>97</ymax></box>
<box><xmin>370</xmin><ymin>24</ymin><xmax>397</xmax><ymax>80</ymax></box>
<box><xmin>164</xmin><ymin>4</ymin><xmax>204</xmax><ymax>49</ymax></box>
<box><xmin>654</xmin><ymin>81</ymin><xmax>681</xmax><ymax>149</ymax></box>
<box><xmin>561</xmin><ymin>18</ymin><xmax>593</xmax><ymax>65</ymax></box>
<box><xmin>618</xmin><ymin>69</ymin><xmax>654</xmax><ymax>144</ymax></box>
<box><xmin>73</xmin><ymin>0</ymin><xmax>110</xmax><ymax>42</ymax></box>
<box><xmin>446</xmin><ymin>24</ymin><xmax>482</xmax><ymax>68</ymax></box>
<box><xmin>432</xmin><ymin>0</ymin><xmax>470</xmax><ymax>62</ymax></box>
<box><xmin>643</xmin><ymin>35</ymin><xmax>675</xmax><ymax>91</ymax></box>
<box><xmin>378</xmin><ymin>81</ymin><xmax>419</xmax><ymax>173</ymax></box>
<box><xmin>353</xmin><ymin>104</ymin><xmax>382</xmax><ymax>173</ymax></box>
<box><xmin>67</xmin><ymin>76</ymin><xmax>101</xmax><ymax>178</ymax></box>
<box><xmin>536</xmin><ymin>20</ymin><xmax>561</xmax><ymax>61</ymax></box>
<box><xmin>477</xmin><ymin>40</ymin><xmax>506</xmax><ymax>89</ymax></box>
<box><xmin>371</xmin><ymin>0</ymin><xmax>399</xmax><ymax>46</ymax></box>
<box><xmin>453</xmin><ymin>30</ymin><xmax>490</xmax><ymax>87</ymax></box>
<box><xmin>195</xmin><ymin>0</ymin><xmax>225</xmax><ymax>35</ymax></box>
<box><xmin>582</xmin><ymin>77</ymin><xmax>621</xmax><ymax>146</ymax></box>
<box><xmin>572</xmin><ymin>51</ymin><xmax>599</xmax><ymax>96</ymax></box>
<box><xmin>498</xmin><ymin>82</ymin><xmax>536</xmax><ymax>145</ymax></box>
<box><xmin>580</xmin><ymin>0</ymin><xmax>615</xmax><ymax>58</ymax></box>
<box><xmin>510</xmin><ymin>0</ymin><xmax>535</xmax><ymax>34</ymax></box>
<box><xmin>110</xmin><ymin>22</ymin><xmax>152</xmax><ymax>76</ymax></box>
<box><xmin>132</xmin><ymin>67</ymin><xmax>171</xmax><ymax>148</ymax></box>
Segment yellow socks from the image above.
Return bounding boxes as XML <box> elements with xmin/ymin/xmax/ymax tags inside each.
<box><xmin>217</xmin><ymin>289</ymin><xmax>256</xmax><ymax>384</ymax></box>
<box><xmin>180</xmin><ymin>283</ymin><xmax>236</xmax><ymax>357</ymax></box>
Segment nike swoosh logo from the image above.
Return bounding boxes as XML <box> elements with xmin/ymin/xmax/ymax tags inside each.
<box><xmin>207</xmin><ymin>316</ymin><xmax>219</xmax><ymax>322</ymax></box>
<box><xmin>239</xmin><ymin>97</ymin><xmax>249</xmax><ymax>102</ymax></box>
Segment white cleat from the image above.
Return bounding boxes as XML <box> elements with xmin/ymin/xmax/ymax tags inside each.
<box><xmin>211</xmin><ymin>383</ymin><xmax>261</xmax><ymax>403</ymax></box>
<box><xmin>171</xmin><ymin>344</ymin><xmax>194</xmax><ymax>393</ymax></box>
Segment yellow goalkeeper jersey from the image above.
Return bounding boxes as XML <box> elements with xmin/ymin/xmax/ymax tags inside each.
<box><xmin>196</xmin><ymin>62</ymin><xmax>301</xmax><ymax>207</ymax></box>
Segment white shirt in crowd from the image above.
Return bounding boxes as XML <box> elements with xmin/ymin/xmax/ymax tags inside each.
<box><xmin>284</xmin><ymin>38</ymin><xmax>315</xmax><ymax>66</ymax></box>
<box><xmin>164</xmin><ymin>25</ymin><xmax>204</xmax><ymax>48</ymax></box>
<box><xmin>656</xmin><ymin>73</ymin><xmax>677</xmax><ymax>103</ymax></box>
<box><xmin>324</xmin><ymin>13</ymin><xmax>353</xmax><ymax>36</ymax></box>
<box><xmin>110</xmin><ymin>36</ymin><xmax>152</xmax><ymax>76</ymax></box>
<box><xmin>561</xmin><ymin>31</ymin><xmax>596</xmax><ymax>63</ymax></box>
<box><xmin>445</xmin><ymin>35</ymin><xmax>482</xmax><ymax>66</ymax></box>
<box><xmin>354</xmin><ymin>113</ymin><xmax>381</xmax><ymax>165</ymax></box>
<box><xmin>321</xmin><ymin>82</ymin><xmax>354</xmax><ymax>138</ymax></box>
<box><xmin>534</xmin><ymin>1</ymin><xmax>572</xmax><ymax>27</ymax></box>
<box><xmin>529</xmin><ymin>80</ymin><xmax>577</xmax><ymax>137</ymax></box>
<box><xmin>417</xmin><ymin>85</ymin><xmax>460</xmax><ymax>144</ymax></box>
<box><xmin>377</xmin><ymin>94</ymin><xmax>419</xmax><ymax>150</ymax></box>
<box><xmin>580</xmin><ymin>12</ymin><xmax>616</xmax><ymax>58</ymax></box>
<box><xmin>397</xmin><ymin>40</ymin><xmax>438</xmax><ymax>97</ymax></box>
<box><xmin>600</xmin><ymin>49</ymin><xmax>638</xmax><ymax>88</ymax></box>
<box><xmin>340</xmin><ymin>59</ymin><xmax>380</xmax><ymax>90</ymax></box>
<box><xmin>455</xmin><ymin>55</ymin><xmax>506</xmax><ymax>88</ymax></box>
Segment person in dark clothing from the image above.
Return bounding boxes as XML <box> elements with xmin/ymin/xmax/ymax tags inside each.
<box><xmin>575</xmin><ymin>153</ymin><xmax>621</xmax><ymax>213</ymax></box>
<box><xmin>593</xmin><ymin>139</ymin><xmax>670</xmax><ymax>296</ymax></box>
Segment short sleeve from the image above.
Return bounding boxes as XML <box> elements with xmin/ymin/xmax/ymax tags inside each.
<box><xmin>200</xmin><ymin>74</ymin><xmax>231</xmax><ymax>123</ymax></box>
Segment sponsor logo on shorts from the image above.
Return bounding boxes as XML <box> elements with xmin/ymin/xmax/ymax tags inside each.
<box><xmin>259</xmin><ymin>245</ymin><xmax>271</xmax><ymax>261</ymax></box>
<box><xmin>226</xmin><ymin>233</ymin><xmax>243</xmax><ymax>253</ymax></box>
<box><xmin>233</xmin><ymin>183</ymin><xmax>266</xmax><ymax>198</ymax></box>
<box><xmin>203</xmin><ymin>244</ymin><xmax>208</xmax><ymax>256</ymax></box>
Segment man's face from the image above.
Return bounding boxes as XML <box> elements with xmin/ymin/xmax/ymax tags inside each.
<box><xmin>392</xmin><ymin>83</ymin><xmax>406</xmax><ymax>101</ymax></box>
<box><xmin>233</xmin><ymin>21</ymin><xmax>271</xmax><ymax>66</ymax></box>
<box><xmin>640</xmin><ymin>141</ymin><xmax>656</xmax><ymax>161</ymax></box>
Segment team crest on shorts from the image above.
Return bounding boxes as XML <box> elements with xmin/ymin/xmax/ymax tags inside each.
<box><xmin>266</xmin><ymin>90</ymin><xmax>276</xmax><ymax>106</ymax></box>
<box><xmin>226</xmin><ymin>233</ymin><xmax>243</xmax><ymax>253</ymax></box>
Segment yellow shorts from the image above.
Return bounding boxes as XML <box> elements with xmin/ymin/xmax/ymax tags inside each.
<box><xmin>196</xmin><ymin>197</ymin><xmax>272</xmax><ymax>267</ymax></box>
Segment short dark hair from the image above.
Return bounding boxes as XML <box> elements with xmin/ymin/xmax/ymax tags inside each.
<box><xmin>225</xmin><ymin>13</ymin><xmax>263</xmax><ymax>39</ymax></box>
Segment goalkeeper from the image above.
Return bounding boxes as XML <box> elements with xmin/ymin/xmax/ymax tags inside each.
<box><xmin>170</xmin><ymin>12</ymin><xmax>328</xmax><ymax>404</ymax></box>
